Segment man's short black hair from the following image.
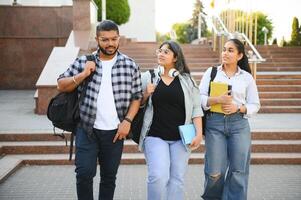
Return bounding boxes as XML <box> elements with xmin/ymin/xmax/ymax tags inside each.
<box><xmin>96</xmin><ymin>20</ymin><xmax>119</xmax><ymax>35</ymax></box>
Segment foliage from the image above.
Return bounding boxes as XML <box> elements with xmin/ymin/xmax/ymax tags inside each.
<box><xmin>280</xmin><ymin>36</ymin><xmax>288</xmax><ymax>47</ymax></box>
<box><xmin>255</xmin><ymin>12</ymin><xmax>273</xmax><ymax>44</ymax></box>
<box><xmin>290</xmin><ymin>17</ymin><xmax>301</xmax><ymax>46</ymax></box>
<box><xmin>222</xmin><ymin>10</ymin><xmax>273</xmax><ymax>45</ymax></box>
<box><xmin>170</xmin><ymin>0</ymin><xmax>208</xmax><ymax>43</ymax></box>
<box><xmin>190</xmin><ymin>0</ymin><xmax>208</xmax><ymax>38</ymax></box>
<box><xmin>156</xmin><ymin>32</ymin><xmax>171</xmax><ymax>43</ymax></box>
<box><xmin>172</xmin><ymin>22</ymin><xmax>193</xmax><ymax>43</ymax></box>
<box><xmin>94</xmin><ymin>0</ymin><xmax>130</xmax><ymax>25</ymax></box>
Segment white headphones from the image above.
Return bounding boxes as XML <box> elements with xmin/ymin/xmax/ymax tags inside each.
<box><xmin>158</xmin><ymin>66</ymin><xmax>179</xmax><ymax>78</ymax></box>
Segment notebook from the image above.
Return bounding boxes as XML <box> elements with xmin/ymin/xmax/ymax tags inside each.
<box><xmin>210</xmin><ymin>82</ymin><xmax>231</xmax><ymax>113</ymax></box>
<box><xmin>178</xmin><ymin>124</ymin><xmax>196</xmax><ymax>151</ymax></box>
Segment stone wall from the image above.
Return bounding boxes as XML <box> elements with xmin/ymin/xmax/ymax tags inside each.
<box><xmin>0</xmin><ymin>5</ymin><xmax>73</xmax><ymax>89</ymax></box>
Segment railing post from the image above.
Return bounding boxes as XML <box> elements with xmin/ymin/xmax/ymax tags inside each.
<box><xmin>198</xmin><ymin>13</ymin><xmax>202</xmax><ymax>40</ymax></box>
<box><xmin>102</xmin><ymin>0</ymin><xmax>106</xmax><ymax>20</ymax></box>
<box><xmin>249</xmin><ymin>63</ymin><xmax>257</xmax><ymax>80</ymax></box>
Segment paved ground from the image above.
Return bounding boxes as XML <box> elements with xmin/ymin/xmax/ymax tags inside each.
<box><xmin>0</xmin><ymin>165</ymin><xmax>301</xmax><ymax>200</ymax></box>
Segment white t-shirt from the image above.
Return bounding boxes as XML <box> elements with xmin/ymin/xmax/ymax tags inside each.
<box><xmin>93</xmin><ymin>55</ymin><xmax>120</xmax><ymax>130</ymax></box>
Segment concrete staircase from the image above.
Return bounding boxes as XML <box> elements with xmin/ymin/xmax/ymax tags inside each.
<box><xmin>1</xmin><ymin>131</ymin><xmax>301</xmax><ymax>162</ymax></box>
<box><xmin>0</xmin><ymin>130</ymin><xmax>301</xmax><ymax>182</ymax></box>
<box><xmin>254</xmin><ymin>46</ymin><xmax>301</xmax><ymax>71</ymax></box>
<box><xmin>35</xmin><ymin>39</ymin><xmax>301</xmax><ymax>114</ymax></box>
<box><xmin>117</xmin><ymin>42</ymin><xmax>301</xmax><ymax>113</ymax></box>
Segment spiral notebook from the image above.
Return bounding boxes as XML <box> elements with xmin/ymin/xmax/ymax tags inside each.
<box><xmin>178</xmin><ymin>124</ymin><xmax>196</xmax><ymax>151</ymax></box>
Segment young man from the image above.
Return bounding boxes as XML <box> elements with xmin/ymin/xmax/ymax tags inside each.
<box><xmin>57</xmin><ymin>20</ymin><xmax>142</xmax><ymax>200</ymax></box>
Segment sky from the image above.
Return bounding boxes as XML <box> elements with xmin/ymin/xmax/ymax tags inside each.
<box><xmin>155</xmin><ymin>0</ymin><xmax>301</xmax><ymax>41</ymax></box>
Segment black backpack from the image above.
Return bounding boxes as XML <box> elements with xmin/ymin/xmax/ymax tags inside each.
<box><xmin>47</xmin><ymin>55</ymin><xmax>94</xmax><ymax>160</ymax></box>
<box><xmin>130</xmin><ymin>69</ymin><xmax>155</xmax><ymax>144</ymax></box>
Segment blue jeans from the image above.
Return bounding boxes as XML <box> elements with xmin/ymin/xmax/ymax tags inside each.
<box><xmin>202</xmin><ymin>113</ymin><xmax>251</xmax><ymax>200</ymax></box>
<box><xmin>75</xmin><ymin>128</ymin><xmax>124</xmax><ymax>200</ymax></box>
<box><xmin>144</xmin><ymin>136</ymin><xmax>190</xmax><ymax>200</ymax></box>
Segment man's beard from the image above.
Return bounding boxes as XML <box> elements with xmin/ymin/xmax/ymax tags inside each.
<box><xmin>98</xmin><ymin>45</ymin><xmax>119</xmax><ymax>56</ymax></box>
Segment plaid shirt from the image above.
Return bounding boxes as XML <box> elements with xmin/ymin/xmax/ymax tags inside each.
<box><xmin>58</xmin><ymin>50</ymin><xmax>143</xmax><ymax>135</ymax></box>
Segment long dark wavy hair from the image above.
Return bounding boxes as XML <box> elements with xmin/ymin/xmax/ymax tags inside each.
<box><xmin>159</xmin><ymin>40</ymin><xmax>190</xmax><ymax>74</ymax></box>
<box><xmin>228</xmin><ymin>38</ymin><xmax>252</xmax><ymax>74</ymax></box>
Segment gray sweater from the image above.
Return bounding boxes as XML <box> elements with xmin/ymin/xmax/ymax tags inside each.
<box><xmin>138</xmin><ymin>67</ymin><xmax>203</xmax><ymax>151</ymax></box>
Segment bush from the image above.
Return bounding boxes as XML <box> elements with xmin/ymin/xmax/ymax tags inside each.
<box><xmin>172</xmin><ymin>23</ymin><xmax>192</xmax><ymax>43</ymax></box>
<box><xmin>290</xmin><ymin>17</ymin><xmax>301</xmax><ymax>46</ymax></box>
<box><xmin>94</xmin><ymin>0</ymin><xmax>130</xmax><ymax>25</ymax></box>
<box><xmin>156</xmin><ymin>32</ymin><xmax>171</xmax><ymax>43</ymax></box>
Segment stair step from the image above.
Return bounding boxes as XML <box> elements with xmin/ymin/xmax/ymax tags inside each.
<box><xmin>0</xmin><ymin>156</ymin><xmax>22</xmax><ymax>183</ymax></box>
<box><xmin>261</xmin><ymin>99</ymin><xmax>301</xmax><ymax>106</ymax></box>
<box><xmin>252</xmin><ymin>131</ymin><xmax>301</xmax><ymax>140</ymax></box>
<box><xmin>259</xmin><ymin>106</ymin><xmax>301</xmax><ymax>113</ymax></box>
<box><xmin>1</xmin><ymin>131</ymin><xmax>301</xmax><ymax>141</ymax></box>
<box><xmin>259</xmin><ymin>92</ymin><xmax>301</xmax><ymax>98</ymax></box>
<box><xmin>258</xmin><ymin>86</ymin><xmax>301</xmax><ymax>92</ymax></box>
<box><xmin>1</xmin><ymin>140</ymin><xmax>301</xmax><ymax>154</ymax></box>
<box><xmin>257</xmin><ymin>79</ymin><xmax>301</xmax><ymax>85</ymax></box>
<box><xmin>258</xmin><ymin>74</ymin><xmax>301</xmax><ymax>79</ymax></box>
<box><xmin>4</xmin><ymin>153</ymin><xmax>301</xmax><ymax>165</ymax></box>
<box><xmin>257</xmin><ymin>67</ymin><xmax>301</xmax><ymax>72</ymax></box>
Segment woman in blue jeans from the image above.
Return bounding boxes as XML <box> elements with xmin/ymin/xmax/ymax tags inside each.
<box><xmin>138</xmin><ymin>40</ymin><xmax>204</xmax><ymax>200</ymax></box>
<box><xmin>199</xmin><ymin>38</ymin><xmax>260</xmax><ymax>200</ymax></box>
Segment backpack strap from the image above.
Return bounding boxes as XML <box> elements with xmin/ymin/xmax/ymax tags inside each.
<box><xmin>69</xmin><ymin>72</ymin><xmax>94</xmax><ymax>161</ymax></box>
<box><xmin>149</xmin><ymin>69</ymin><xmax>155</xmax><ymax>84</ymax></box>
<box><xmin>208</xmin><ymin>66</ymin><xmax>217</xmax><ymax>95</ymax></box>
<box><xmin>69</xmin><ymin>132</ymin><xmax>75</xmax><ymax>161</ymax></box>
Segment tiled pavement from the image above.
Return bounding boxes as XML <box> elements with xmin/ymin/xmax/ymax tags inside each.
<box><xmin>0</xmin><ymin>164</ymin><xmax>301</xmax><ymax>200</ymax></box>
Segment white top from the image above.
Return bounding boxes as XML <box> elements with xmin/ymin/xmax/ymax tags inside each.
<box><xmin>93</xmin><ymin>55</ymin><xmax>120</xmax><ymax>130</ymax></box>
<box><xmin>199</xmin><ymin>65</ymin><xmax>260</xmax><ymax>117</ymax></box>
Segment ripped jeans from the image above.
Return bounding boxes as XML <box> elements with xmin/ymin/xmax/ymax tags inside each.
<box><xmin>202</xmin><ymin>112</ymin><xmax>251</xmax><ymax>200</ymax></box>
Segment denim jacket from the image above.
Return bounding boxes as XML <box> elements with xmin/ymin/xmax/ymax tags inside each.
<box><xmin>138</xmin><ymin>67</ymin><xmax>203</xmax><ymax>151</ymax></box>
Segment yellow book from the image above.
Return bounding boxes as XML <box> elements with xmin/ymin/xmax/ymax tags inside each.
<box><xmin>210</xmin><ymin>82</ymin><xmax>229</xmax><ymax>113</ymax></box>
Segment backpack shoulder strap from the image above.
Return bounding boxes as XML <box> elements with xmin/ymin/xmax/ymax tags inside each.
<box><xmin>210</xmin><ymin>66</ymin><xmax>217</xmax><ymax>82</ymax></box>
<box><xmin>149</xmin><ymin>69</ymin><xmax>155</xmax><ymax>84</ymax></box>
<box><xmin>208</xmin><ymin>66</ymin><xmax>218</xmax><ymax>95</ymax></box>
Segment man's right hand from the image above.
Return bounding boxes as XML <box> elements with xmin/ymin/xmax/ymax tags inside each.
<box><xmin>83</xmin><ymin>61</ymin><xmax>96</xmax><ymax>77</ymax></box>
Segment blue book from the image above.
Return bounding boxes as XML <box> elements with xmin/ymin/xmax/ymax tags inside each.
<box><xmin>178</xmin><ymin>124</ymin><xmax>196</xmax><ymax>151</ymax></box>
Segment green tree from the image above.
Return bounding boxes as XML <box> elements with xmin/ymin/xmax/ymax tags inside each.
<box><xmin>190</xmin><ymin>0</ymin><xmax>208</xmax><ymax>38</ymax></box>
<box><xmin>170</xmin><ymin>0</ymin><xmax>208</xmax><ymax>43</ymax></box>
<box><xmin>290</xmin><ymin>17</ymin><xmax>300</xmax><ymax>46</ymax></box>
<box><xmin>156</xmin><ymin>32</ymin><xmax>171</xmax><ymax>43</ymax></box>
<box><xmin>255</xmin><ymin>12</ymin><xmax>273</xmax><ymax>45</ymax></box>
<box><xmin>172</xmin><ymin>22</ymin><xmax>192</xmax><ymax>43</ymax></box>
<box><xmin>94</xmin><ymin>0</ymin><xmax>130</xmax><ymax>25</ymax></box>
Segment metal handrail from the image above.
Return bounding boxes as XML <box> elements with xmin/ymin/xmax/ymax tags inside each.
<box><xmin>213</xmin><ymin>14</ymin><xmax>265</xmax><ymax>63</ymax></box>
<box><xmin>240</xmin><ymin>33</ymin><xmax>265</xmax><ymax>63</ymax></box>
